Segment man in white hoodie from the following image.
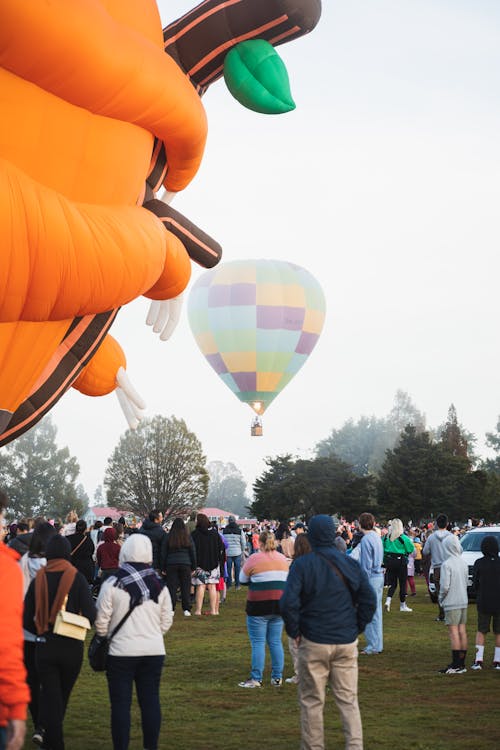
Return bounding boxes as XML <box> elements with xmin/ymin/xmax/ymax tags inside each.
<box><xmin>437</xmin><ymin>534</ymin><xmax>469</xmax><ymax>674</ymax></box>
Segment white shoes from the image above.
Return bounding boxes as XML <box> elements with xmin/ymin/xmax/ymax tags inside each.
<box><xmin>184</xmin><ymin>610</ymin><xmax>191</xmax><ymax>616</ymax></box>
<box><xmin>384</xmin><ymin>597</ymin><xmax>391</xmax><ymax>612</ymax></box>
<box><xmin>400</xmin><ymin>602</ymin><xmax>413</xmax><ymax>612</ymax></box>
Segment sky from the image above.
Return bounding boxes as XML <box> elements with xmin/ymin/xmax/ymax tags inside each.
<box><xmin>51</xmin><ymin>0</ymin><xmax>500</xmax><ymax>501</ymax></box>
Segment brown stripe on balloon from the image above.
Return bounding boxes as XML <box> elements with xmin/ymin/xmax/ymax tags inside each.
<box><xmin>0</xmin><ymin>310</ymin><xmax>118</xmax><ymax>446</ymax></box>
<box><xmin>163</xmin><ymin>0</ymin><xmax>321</xmax><ymax>89</ymax></box>
<box><xmin>146</xmin><ymin>139</ymin><xmax>168</xmax><ymax>193</ymax></box>
<box><xmin>143</xmin><ymin>199</ymin><xmax>222</xmax><ymax>268</ymax></box>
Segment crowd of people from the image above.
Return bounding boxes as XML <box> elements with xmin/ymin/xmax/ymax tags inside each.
<box><xmin>1</xmin><ymin>495</ymin><xmax>499</xmax><ymax>750</ymax></box>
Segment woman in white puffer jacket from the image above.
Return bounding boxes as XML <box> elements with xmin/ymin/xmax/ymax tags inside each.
<box><xmin>95</xmin><ymin>534</ymin><xmax>173</xmax><ymax>750</ymax></box>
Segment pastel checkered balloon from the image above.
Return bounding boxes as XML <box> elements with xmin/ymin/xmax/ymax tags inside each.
<box><xmin>187</xmin><ymin>259</ymin><xmax>326</xmax><ymax>415</ymax></box>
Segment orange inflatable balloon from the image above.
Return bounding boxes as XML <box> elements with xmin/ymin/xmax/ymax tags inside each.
<box><xmin>0</xmin><ymin>0</ymin><xmax>321</xmax><ymax>443</ymax></box>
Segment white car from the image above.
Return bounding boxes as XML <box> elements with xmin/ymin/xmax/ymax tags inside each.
<box><xmin>460</xmin><ymin>526</ymin><xmax>500</xmax><ymax>596</ymax></box>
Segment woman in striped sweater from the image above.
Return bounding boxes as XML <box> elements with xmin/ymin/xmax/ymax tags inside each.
<box><xmin>238</xmin><ymin>531</ymin><xmax>289</xmax><ymax>688</ymax></box>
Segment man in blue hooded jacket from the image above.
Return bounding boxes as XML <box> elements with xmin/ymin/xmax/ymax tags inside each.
<box><xmin>280</xmin><ymin>515</ymin><xmax>376</xmax><ymax>750</ymax></box>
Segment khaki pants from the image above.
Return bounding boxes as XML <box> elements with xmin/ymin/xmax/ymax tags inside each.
<box><xmin>297</xmin><ymin>637</ymin><xmax>362</xmax><ymax>750</ymax></box>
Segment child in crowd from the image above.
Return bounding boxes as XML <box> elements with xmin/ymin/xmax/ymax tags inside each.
<box><xmin>285</xmin><ymin>533</ymin><xmax>312</xmax><ymax>684</ymax></box>
<box><xmin>406</xmin><ymin>548</ymin><xmax>417</xmax><ymax>596</ymax></box>
<box><xmin>438</xmin><ymin>535</ymin><xmax>469</xmax><ymax>674</ymax></box>
<box><xmin>413</xmin><ymin>535</ymin><xmax>423</xmax><ymax>576</ymax></box>
<box><xmin>470</xmin><ymin>536</ymin><xmax>500</xmax><ymax>670</ymax></box>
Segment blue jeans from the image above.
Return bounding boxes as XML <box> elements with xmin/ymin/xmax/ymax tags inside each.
<box><xmin>0</xmin><ymin>727</ymin><xmax>6</xmax><ymax>750</ymax></box>
<box><xmin>106</xmin><ymin>654</ymin><xmax>164</xmax><ymax>750</ymax></box>
<box><xmin>246</xmin><ymin>615</ymin><xmax>284</xmax><ymax>681</ymax></box>
<box><xmin>226</xmin><ymin>555</ymin><xmax>242</xmax><ymax>588</ymax></box>
<box><xmin>363</xmin><ymin>574</ymin><xmax>384</xmax><ymax>653</ymax></box>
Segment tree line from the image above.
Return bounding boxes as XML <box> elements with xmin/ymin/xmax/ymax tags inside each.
<box><xmin>1</xmin><ymin>391</ymin><xmax>500</xmax><ymax>523</ymax></box>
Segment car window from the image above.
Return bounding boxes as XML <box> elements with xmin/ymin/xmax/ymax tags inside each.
<box><xmin>460</xmin><ymin>531</ymin><xmax>500</xmax><ymax>552</ymax></box>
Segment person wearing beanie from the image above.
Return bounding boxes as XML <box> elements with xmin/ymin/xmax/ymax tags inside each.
<box><xmin>95</xmin><ymin>534</ymin><xmax>173</xmax><ymax>750</ymax></box>
<box><xmin>223</xmin><ymin>515</ymin><xmax>246</xmax><ymax>591</ymax></box>
<box><xmin>470</xmin><ymin>535</ymin><xmax>500</xmax><ymax>670</ymax></box>
<box><xmin>23</xmin><ymin>535</ymin><xmax>96</xmax><ymax>750</ymax></box>
<box><xmin>280</xmin><ymin>515</ymin><xmax>376</xmax><ymax>750</ymax></box>
<box><xmin>437</xmin><ymin>534</ymin><xmax>469</xmax><ymax>674</ymax></box>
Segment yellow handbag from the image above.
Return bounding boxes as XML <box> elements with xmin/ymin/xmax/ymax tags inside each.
<box><xmin>53</xmin><ymin>594</ymin><xmax>91</xmax><ymax>641</ymax></box>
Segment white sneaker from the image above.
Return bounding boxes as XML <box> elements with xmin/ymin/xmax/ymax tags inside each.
<box><xmin>183</xmin><ymin>610</ymin><xmax>191</xmax><ymax>616</ymax></box>
<box><xmin>238</xmin><ymin>679</ymin><xmax>262</xmax><ymax>688</ymax></box>
<box><xmin>384</xmin><ymin>598</ymin><xmax>391</xmax><ymax>612</ymax></box>
<box><xmin>400</xmin><ymin>602</ymin><xmax>412</xmax><ymax>612</ymax></box>
<box><xmin>285</xmin><ymin>675</ymin><xmax>299</xmax><ymax>684</ymax></box>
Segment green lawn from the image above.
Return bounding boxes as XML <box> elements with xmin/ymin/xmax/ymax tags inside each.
<box><xmin>24</xmin><ymin>578</ymin><xmax>499</xmax><ymax>749</ymax></box>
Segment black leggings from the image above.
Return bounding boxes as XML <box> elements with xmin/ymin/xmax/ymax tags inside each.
<box><xmin>386</xmin><ymin>557</ymin><xmax>408</xmax><ymax>602</ymax></box>
<box><xmin>164</xmin><ymin>564</ymin><xmax>192</xmax><ymax>611</ymax></box>
<box><xmin>36</xmin><ymin>636</ymin><xmax>83</xmax><ymax>750</ymax></box>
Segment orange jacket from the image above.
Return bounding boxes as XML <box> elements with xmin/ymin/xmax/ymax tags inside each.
<box><xmin>0</xmin><ymin>544</ymin><xmax>30</xmax><ymax>726</ymax></box>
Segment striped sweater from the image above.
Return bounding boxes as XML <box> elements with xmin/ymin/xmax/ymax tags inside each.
<box><xmin>240</xmin><ymin>551</ymin><xmax>289</xmax><ymax>616</ymax></box>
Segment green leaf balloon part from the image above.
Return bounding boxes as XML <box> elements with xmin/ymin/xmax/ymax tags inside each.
<box><xmin>223</xmin><ymin>39</ymin><xmax>295</xmax><ymax>115</ymax></box>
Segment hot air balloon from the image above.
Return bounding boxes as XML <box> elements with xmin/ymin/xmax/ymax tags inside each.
<box><xmin>187</xmin><ymin>259</ymin><xmax>326</xmax><ymax>435</ymax></box>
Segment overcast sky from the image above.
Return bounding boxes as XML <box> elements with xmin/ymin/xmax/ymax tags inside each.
<box><xmin>51</xmin><ymin>0</ymin><xmax>500</xmax><ymax>500</ymax></box>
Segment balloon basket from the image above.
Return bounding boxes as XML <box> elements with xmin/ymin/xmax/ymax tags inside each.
<box><xmin>251</xmin><ymin>417</ymin><xmax>263</xmax><ymax>437</ymax></box>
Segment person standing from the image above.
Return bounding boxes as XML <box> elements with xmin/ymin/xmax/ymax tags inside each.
<box><xmin>470</xmin><ymin>536</ymin><xmax>500</xmax><ymax>670</ymax></box>
<box><xmin>191</xmin><ymin>514</ymin><xmax>225</xmax><ymax>616</ymax></box>
<box><xmin>223</xmin><ymin>516</ymin><xmax>246</xmax><ymax>590</ymax></box>
<box><xmin>358</xmin><ymin>513</ymin><xmax>384</xmax><ymax>655</ymax></box>
<box><xmin>139</xmin><ymin>510</ymin><xmax>165</xmax><ymax>573</ymax></box>
<box><xmin>422</xmin><ymin>513</ymin><xmax>452</xmax><ymax>621</ymax></box>
<box><xmin>280</xmin><ymin>515</ymin><xmax>376</xmax><ymax>750</ymax></box>
<box><xmin>437</xmin><ymin>534</ymin><xmax>469</xmax><ymax>674</ymax></box>
<box><xmin>382</xmin><ymin>519</ymin><xmax>415</xmax><ymax>613</ymax></box>
<box><xmin>23</xmin><ymin>535</ymin><xmax>96</xmax><ymax>750</ymax></box>
<box><xmin>95</xmin><ymin>534</ymin><xmax>173</xmax><ymax>750</ymax></box>
<box><xmin>161</xmin><ymin>518</ymin><xmax>196</xmax><ymax>616</ymax></box>
<box><xmin>0</xmin><ymin>491</ymin><xmax>30</xmax><ymax>750</ymax></box>
<box><xmin>238</xmin><ymin>531</ymin><xmax>289</xmax><ymax>688</ymax></box>
<box><xmin>67</xmin><ymin>519</ymin><xmax>95</xmax><ymax>585</ymax></box>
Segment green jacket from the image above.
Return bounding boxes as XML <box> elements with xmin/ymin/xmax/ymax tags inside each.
<box><xmin>382</xmin><ymin>533</ymin><xmax>414</xmax><ymax>558</ymax></box>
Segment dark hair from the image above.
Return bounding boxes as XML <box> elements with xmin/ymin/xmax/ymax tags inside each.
<box><xmin>168</xmin><ymin>518</ymin><xmax>190</xmax><ymax>550</ymax></box>
<box><xmin>94</xmin><ymin>520</ymin><xmax>103</xmax><ymax>529</ymax></box>
<box><xmin>118</xmin><ymin>516</ymin><xmax>126</xmax><ymax>525</ymax></box>
<box><xmin>436</xmin><ymin>514</ymin><xmax>448</xmax><ymax>529</ymax></box>
<box><xmin>148</xmin><ymin>510</ymin><xmax>161</xmax><ymax>523</ymax></box>
<box><xmin>76</xmin><ymin>519</ymin><xmax>87</xmax><ymax>534</ymax></box>
<box><xmin>359</xmin><ymin>512</ymin><xmax>375</xmax><ymax>531</ymax></box>
<box><xmin>293</xmin><ymin>534</ymin><xmax>312</xmax><ymax>559</ymax></box>
<box><xmin>103</xmin><ymin>517</ymin><xmax>112</xmax><ymax>526</ymax></box>
<box><xmin>196</xmin><ymin>513</ymin><xmax>211</xmax><ymax>530</ymax></box>
<box><xmin>275</xmin><ymin>522</ymin><xmax>290</xmax><ymax>541</ymax></box>
<box><xmin>29</xmin><ymin>522</ymin><xmax>57</xmax><ymax>557</ymax></box>
<box><xmin>17</xmin><ymin>521</ymin><xmax>29</xmax><ymax>533</ymax></box>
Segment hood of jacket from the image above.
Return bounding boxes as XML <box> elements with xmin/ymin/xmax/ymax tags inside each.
<box><xmin>308</xmin><ymin>515</ymin><xmax>336</xmax><ymax>548</ymax></box>
<box><xmin>223</xmin><ymin>521</ymin><xmax>241</xmax><ymax>535</ymax></box>
<box><xmin>443</xmin><ymin>534</ymin><xmax>462</xmax><ymax>557</ymax></box>
<box><xmin>120</xmin><ymin>533</ymin><xmax>153</xmax><ymax>565</ymax></box>
<box><xmin>481</xmin><ymin>535</ymin><xmax>499</xmax><ymax>558</ymax></box>
<box><xmin>141</xmin><ymin>518</ymin><xmax>161</xmax><ymax>532</ymax></box>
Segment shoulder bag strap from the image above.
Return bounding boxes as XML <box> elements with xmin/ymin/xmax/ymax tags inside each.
<box><xmin>315</xmin><ymin>551</ymin><xmax>356</xmax><ymax>605</ymax></box>
<box><xmin>108</xmin><ymin>601</ymin><xmax>139</xmax><ymax>641</ymax></box>
<box><xmin>70</xmin><ymin>535</ymin><xmax>88</xmax><ymax>556</ymax></box>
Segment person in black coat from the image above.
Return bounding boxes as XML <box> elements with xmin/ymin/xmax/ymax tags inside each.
<box><xmin>191</xmin><ymin>513</ymin><xmax>225</xmax><ymax>616</ymax></box>
<box><xmin>139</xmin><ymin>510</ymin><xmax>165</xmax><ymax>572</ymax></box>
<box><xmin>161</xmin><ymin>518</ymin><xmax>197</xmax><ymax>615</ymax></box>
<box><xmin>24</xmin><ymin>535</ymin><xmax>96</xmax><ymax>750</ymax></box>
<box><xmin>471</xmin><ymin>535</ymin><xmax>500</xmax><ymax>670</ymax></box>
<box><xmin>67</xmin><ymin>519</ymin><xmax>95</xmax><ymax>584</ymax></box>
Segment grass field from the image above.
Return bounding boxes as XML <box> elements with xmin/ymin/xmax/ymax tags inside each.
<box><xmin>24</xmin><ymin>577</ymin><xmax>499</xmax><ymax>750</ymax></box>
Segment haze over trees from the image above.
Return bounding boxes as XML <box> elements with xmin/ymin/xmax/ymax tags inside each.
<box><xmin>0</xmin><ymin>416</ymin><xmax>85</xmax><ymax>518</ymax></box>
<box><xmin>206</xmin><ymin>461</ymin><xmax>250</xmax><ymax>517</ymax></box>
<box><xmin>104</xmin><ymin>415</ymin><xmax>209</xmax><ymax>518</ymax></box>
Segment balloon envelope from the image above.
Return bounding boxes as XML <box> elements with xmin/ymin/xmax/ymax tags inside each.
<box><xmin>187</xmin><ymin>259</ymin><xmax>326</xmax><ymax>414</ymax></box>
